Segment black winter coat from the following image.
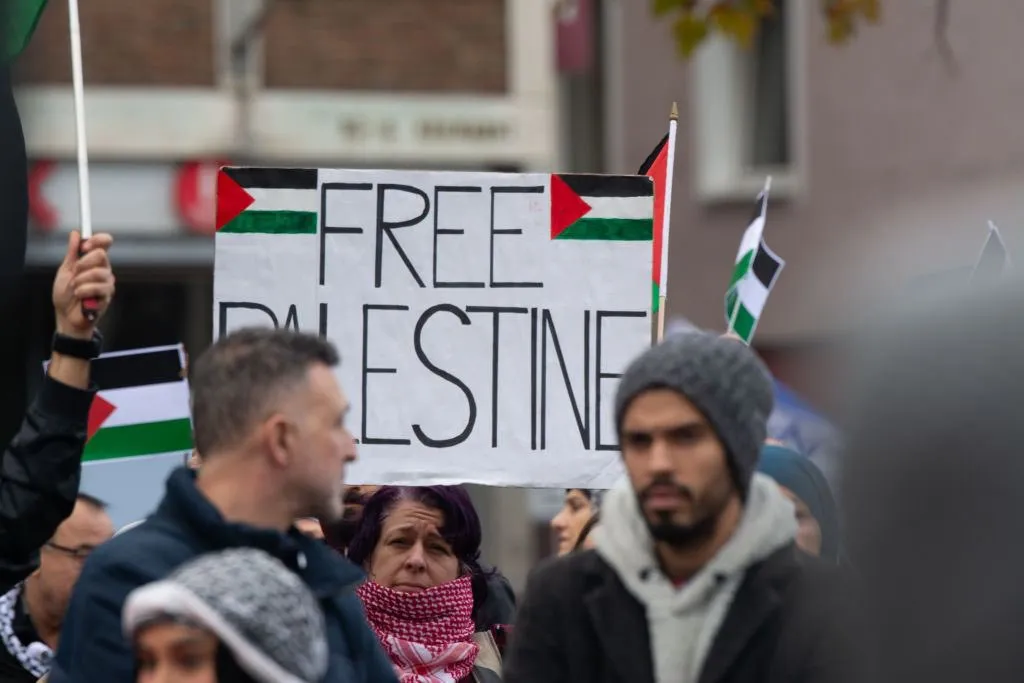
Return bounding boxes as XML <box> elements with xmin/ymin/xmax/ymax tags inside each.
<box><xmin>504</xmin><ymin>545</ymin><xmax>860</xmax><ymax>683</ymax></box>
<box><xmin>0</xmin><ymin>376</ymin><xmax>92</xmax><ymax>594</ymax></box>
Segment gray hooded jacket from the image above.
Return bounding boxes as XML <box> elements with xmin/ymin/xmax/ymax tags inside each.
<box><xmin>593</xmin><ymin>473</ymin><xmax>797</xmax><ymax>683</ymax></box>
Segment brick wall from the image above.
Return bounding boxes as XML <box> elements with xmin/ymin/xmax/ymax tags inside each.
<box><xmin>14</xmin><ymin>0</ymin><xmax>215</xmax><ymax>86</ymax></box>
<box><xmin>263</xmin><ymin>0</ymin><xmax>507</xmax><ymax>92</ymax></box>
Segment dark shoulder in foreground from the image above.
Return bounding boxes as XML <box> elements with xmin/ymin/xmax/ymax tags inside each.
<box><xmin>85</xmin><ymin>516</ymin><xmax>199</xmax><ymax>578</ymax></box>
<box><xmin>525</xmin><ymin>549</ymin><xmax>611</xmax><ymax>596</ymax></box>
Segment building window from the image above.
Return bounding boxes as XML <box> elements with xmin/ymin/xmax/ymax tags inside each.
<box><xmin>691</xmin><ymin>0</ymin><xmax>805</xmax><ymax>201</ymax></box>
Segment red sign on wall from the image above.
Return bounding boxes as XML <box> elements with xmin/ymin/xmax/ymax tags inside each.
<box><xmin>555</xmin><ymin>0</ymin><xmax>595</xmax><ymax>75</ymax></box>
<box><xmin>175</xmin><ymin>160</ymin><xmax>229</xmax><ymax>235</ymax></box>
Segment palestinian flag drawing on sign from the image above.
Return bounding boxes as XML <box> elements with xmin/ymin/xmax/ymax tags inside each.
<box><xmin>81</xmin><ymin>346</ymin><xmax>193</xmax><ymax>463</ymax></box>
<box><xmin>550</xmin><ymin>174</ymin><xmax>654</xmax><ymax>242</ymax></box>
<box><xmin>216</xmin><ymin>167</ymin><xmax>319</xmax><ymax>235</ymax></box>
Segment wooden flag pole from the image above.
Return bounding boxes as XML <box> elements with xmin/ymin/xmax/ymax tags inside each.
<box><xmin>656</xmin><ymin>102</ymin><xmax>679</xmax><ymax>342</ymax></box>
<box><xmin>67</xmin><ymin>0</ymin><xmax>99</xmax><ymax>320</ymax></box>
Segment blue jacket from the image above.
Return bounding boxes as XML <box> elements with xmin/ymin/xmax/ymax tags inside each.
<box><xmin>50</xmin><ymin>467</ymin><xmax>398</xmax><ymax>683</ymax></box>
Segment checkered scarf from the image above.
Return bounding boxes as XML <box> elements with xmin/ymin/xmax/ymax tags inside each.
<box><xmin>357</xmin><ymin>575</ymin><xmax>479</xmax><ymax>683</ymax></box>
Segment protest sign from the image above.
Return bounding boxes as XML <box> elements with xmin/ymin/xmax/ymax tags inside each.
<box><xmin>45</xmin><ymin>344</ymin><xmax>193</xmax><ymax>526</ymax></box>
<box><xmin>214</xmin><ymin>168</ymin><xmax>654</xmax><ymax>488</ymax></box>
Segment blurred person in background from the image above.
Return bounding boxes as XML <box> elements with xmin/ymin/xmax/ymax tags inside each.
<box><xmin>506</xmin><ymin>331</ymin><xmax>857</xmax><ymax>683</ymax></box>
<box><xmin>842</xmin><ymin>281</ymin><xmax>1024</xmax><ymax>683</ymax></box>
<box><xmin>0</xmin><ymin>494</ymin><xmax>113</xmax><ymax>682</ymax></box>
<box><xmin>571</xmin><ymin>511</ymin><xmax>599</xmax><ymax>552</ymax></box>
<box><xmin>123</xmin><ymin>548</ymin><xmax>327</xmax><ymax>683</ymax></box>
<box><xmin>320</xmin><ymin>485</ymin><xmax>380</xmax><ymax>554</ymax></box>
<box><xmin>0</xmin><ymin>231</ymin><xmax>114</xmax><ymax>596</ymax></box>
<box><xmin>51</xmin><ymin>329</ymin><xmax>397</xmax><ymax>683</ymax></box>
<box><xmin>549</xmin><ymin>489</ymin><xmax>601</xmax><ymax>555</ymax></box>
<box><xmin>757</xmin><ymin>444</ymin><xmax>841</xmax><ymax>562</ymax></box>
<box><xmin>347</xmin><ymin>486</ymin><xmax>505</xmax><ymax>683</ymax></box>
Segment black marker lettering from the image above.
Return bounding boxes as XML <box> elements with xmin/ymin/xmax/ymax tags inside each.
<box><xmin>375</xmin><ymin>184</ymin><xmax>428</xmax><ymax>288</ymax></box>
<box><xmin>530</xmin><ymin>307</ymin><xmax>538</xmax><ymax>450</ymax></box>
<box><xmin>540</xmin><ymin>309</ymin><xmax>590</xmax><ymax>449</ymax></box>
<box><xmin>320</xmin><ymin>183</ymin><xmax>371</xmax><ymax>286</ymax></box>
<box><xmin>361</xmin><ymin>304</ymin><xmax>411</xmax><ymax>446</ymax></box>
<box><xmin>283</xmin><ymin>304</ymin><xmax>300</xmax><ymax>331</ymax></box>
<box><xmin>467</xmin><ymin>305</ymin><xmax>529</xmax><ymax>447</ymax></box>
<box><xmin>595</xmin><ymin>310</ymin><xmax>648</xmax><ymax>451</ymax></box>
<box><xmin>318</xmin><ymin>303</ymin><xmax>328</xmax><ymax>338</ymax></box>
<box><xmin>434</xmin><ymin>186</ymin><xmax>485</xmax><ymax>288</ymax></box>
<box><xmin>489</xmin><ymin>186</ymin><xmax>544</xmax><ymax>288</ymax></box>
<box><xmin>218</xmin><ymin>302</ymin><xmax>279</xmax><ymax>337</ymax></box>
<box><xmin>412</xmin><ymin>304</ymin><xmax>477</xmax><ymax>448</ymax></box>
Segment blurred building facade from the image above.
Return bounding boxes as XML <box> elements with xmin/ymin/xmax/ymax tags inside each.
<box><xmin>14</xmin><ymin>0</ymin><xmax>560</xmax><ymax>588</ymax></box>
<box><xmin>598</xmin><ymin>0</ymin><xmax>1024</xmax><ymax>414</ymax></box>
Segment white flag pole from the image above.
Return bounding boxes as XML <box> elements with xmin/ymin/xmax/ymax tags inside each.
<box><xmin>656</xmin><ymin>102</ymin><xmax>679</xmax><ymax>341</ymax></box>
<box><xmin>67</xmin><ymin>0</ymin><xmax>100</xmax><ymax>321</ymax></box>
<box><xmin>67</xmin><ymin>0</ymin><xmax>92</xmax><ymax>239</ymax></box>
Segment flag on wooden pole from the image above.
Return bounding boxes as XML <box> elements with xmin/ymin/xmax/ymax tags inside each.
<box><xmin>970</xmin><ymin>220</ymin><xmax>1011</xmax><ymax>284</ymax></box>
<box><xmin>637</xmin><ymin>102</ymin><xmax>679</xmax><ymax>339</ymax></box>
<box><xmin>725</xmin><ymin>177</ymin><xmax>784</xmax><ymax>344</ymax></box>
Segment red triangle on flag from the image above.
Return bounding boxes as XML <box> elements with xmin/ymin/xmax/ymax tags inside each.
<box><xmin>216</xmin><ymin>169</ymin><xmax>255</xmax><ymax>232</ymax></box>
<box><xmin>86</xmin><ymin>395</ymin><xmax>116</xmax><ymax>442</ymax></box>
<box><xmin>643</xmin><ymin>142</ymin><xmax>669</xmax><ymax>289</ymax></box>
<box><xmin>550</xmin><ymin>174</ymin><xmax>592</xmax><ymax>239</ymax></box>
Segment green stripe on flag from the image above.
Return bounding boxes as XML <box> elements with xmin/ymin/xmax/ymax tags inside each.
<box><xmin>652</xmin><ymin>281</ymin><xmax>660</xmax><ymax>312</ymax></box>
<box><xmin>5</xmin><ymin>0</ymin><xmax>49</xmax><ymax>61</ymax></box>
<box><xmin>729</xmin><ymin>250</ymin><xmax>753</xmax><ymax>288</ymax></box>
<box><xmin>220</xmin><ymin>210</ymin><xmax>317</xmax><ymax>235</ymax></box>
<box><xmin>555</xmin><ymin>218</ymin><xmax>653</xmax><ymax>241</ymax></box>
<box><xmin>83</xmin><ymin>418</ymin><xmax>193</xmax><ymax>463</ymax></box>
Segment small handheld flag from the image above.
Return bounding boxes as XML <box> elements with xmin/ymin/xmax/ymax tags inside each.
<box><xmin>725</xmin><ymin>177</ymin><xmax>784</xmax><ymax>345</ymax></box>
<box><xmin>638</xmin><ymin>102</ymin><xmax>679</xmax><ymax>340</ymax></box>
<box><xmin>970</xmin><ymin>220</ymin><xmax>1011</xmax><ymax>284</ymax></box>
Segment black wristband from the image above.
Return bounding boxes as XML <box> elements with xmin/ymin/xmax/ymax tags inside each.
<box><xmin>52</xmin><ymin>330</ymin><xmax>103</xmax><ymax>360</ymax></box>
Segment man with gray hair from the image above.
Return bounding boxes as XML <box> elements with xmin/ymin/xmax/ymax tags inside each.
<box><xmin>505</xmin><ymin>330</ymin><xmax>857</xmax><ymax>683</ymax></box>
<box><xmin>49</xmin><ymin>328</ymin><xmax>397</xmax><ymax>683</ymax></box>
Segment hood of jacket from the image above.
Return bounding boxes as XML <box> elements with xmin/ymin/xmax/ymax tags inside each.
<box><xmin>593</xmin><ymin>473</ymin><xmax>797</xmax><ymax>683</ymax></box>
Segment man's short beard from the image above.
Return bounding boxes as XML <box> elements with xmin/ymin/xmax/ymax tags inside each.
<box><xmin>637</xmin><ymin>477</ymin><xmax>733</xmax><ymax>550</ymax></box>
<box><xmin>646</xmin><ymin>511</ymin><xmax>721</xmax><ymax>549</ymax></box>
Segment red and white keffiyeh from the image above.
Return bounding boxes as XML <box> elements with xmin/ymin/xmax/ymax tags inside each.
<box><xmin>357</xmin><ymin>574</ymin><xmax>479</xmax><ymax>683</ymax></box>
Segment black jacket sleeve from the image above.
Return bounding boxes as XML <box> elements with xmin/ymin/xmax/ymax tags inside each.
<box><xmin>0</xmin><ymin>375</ymin><xmax>92</xmax><ymax>593</ymax></box>
<box><xmin>475</xmin><ymin>566</ymin><xmax>517</xmax><ymax>630</ymax></box>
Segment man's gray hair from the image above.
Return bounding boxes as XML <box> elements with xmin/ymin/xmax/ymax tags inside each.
<box><xmin>190</xmin><ymin>327</ymin><xmax>339</xmax><ymax>456</ymax></box>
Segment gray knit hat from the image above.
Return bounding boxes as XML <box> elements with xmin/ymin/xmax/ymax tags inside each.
<box><xmin>614</xmin><ymin>331</ymin><xmax>774</xmax><ymax>497</ymax></box>
<box><xmin>122</xmin><ymin>548</ymin><xmax>327</xmax><ymax>683</ymax></box>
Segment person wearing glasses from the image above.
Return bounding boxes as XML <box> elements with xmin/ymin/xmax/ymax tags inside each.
<box><xmin>0</xmin><ymin>493</ymin><xmax>113</xmax><ymax>682</ymax></box>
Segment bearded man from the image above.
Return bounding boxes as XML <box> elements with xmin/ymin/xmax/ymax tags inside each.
<box><xmin>504</xmin><ymin>331</ymin><xmax>858</xmax><ymax>683</ymax></box>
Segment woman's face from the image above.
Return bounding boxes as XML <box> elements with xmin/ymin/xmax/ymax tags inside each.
<box><xmin>779</xmin><ymin>487</ymin><xmax>822</xmax><ymax>557</ymax></box>
<box><xmin>135</xmin><ymin>622</ymin><xmax>218</xmax><ymax>683</ymax></box>
<box><xmin>550</xmin><ymin>489</ymin><xmax>594</xmax><ymax>556</ymax></box>
<box><xmin>368</xmin><ymin>500</ymin><xmax>460</xmax><ymax>592</ymax></box>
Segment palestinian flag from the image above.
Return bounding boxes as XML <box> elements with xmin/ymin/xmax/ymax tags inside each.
<box><xmin>4</xmin><ymin>0</ymin><xmax>49</xmax><ymax>61</ymax></box>
<box><xmin>725</xmin><ymin>181</ymin><xmax>784</xmax><ymax>344</ymax></box>
<box><xmin>82</xmin><ymin>346</ymin><xmax>193</xmax><ymax>463</ymax></box>
<box><xmin>550</xmin><ymin>174</ymin><xmax>654</xmax><ymax>242</ymax></box>
<box><xmin>216</xmin><ymin>167</ymin><xmax>318</xmax><ymax>235</ymax></box>
<box><xmin>638</xmin><ymin>133</ymin><xmax>669</xmax><ymax>310</ymax></box>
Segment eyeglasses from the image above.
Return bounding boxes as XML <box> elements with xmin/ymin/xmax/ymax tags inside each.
<box><xmin>45</xmin><ymin>541</ymin><xmax>95</xmax><ymax>560</ymax></box>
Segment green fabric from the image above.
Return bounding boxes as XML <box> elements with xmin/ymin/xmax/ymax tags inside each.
<box><xmin>5</xmin><ymin>0</ymin><xmax>49</xmax><ymax>62</ymax></box>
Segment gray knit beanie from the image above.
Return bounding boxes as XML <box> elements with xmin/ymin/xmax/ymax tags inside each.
<box><xmin>614</xmin><ymin>331</ymin><xmax>775</xmax><ymax>497</ymax></box>
<box><xmin>122</xmin><ymin>548</ymin><xmax>327</xmax><ymax>683</ymax></box>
